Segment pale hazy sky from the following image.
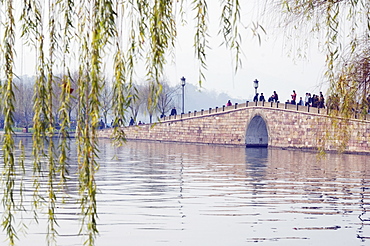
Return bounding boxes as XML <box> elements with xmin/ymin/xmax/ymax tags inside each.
<box><xmin>14</xmin><ymin>1</ymin><xmax>328</xmax><ymax>103</ymax></box>
<box><xmin>165</xmin><ymin>1</ymin><xmax>328</xmax><ymax>102</ymax></box>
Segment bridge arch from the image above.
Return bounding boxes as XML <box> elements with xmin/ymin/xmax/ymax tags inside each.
<box><xmin>245</xmin><ymin>113</ymin><xmax>269</xmax><ymax>147</ymax></box>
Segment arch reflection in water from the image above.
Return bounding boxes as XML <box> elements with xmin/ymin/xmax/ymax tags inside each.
<box><xmin>245</xmin><ymin>147</ymin><xmax>268</xmax><ymax>196</ymax></box>
<box><xmin>245</xmin><ymin>147</ymin><xmax>268</xmax><ymax>180</ymax></box>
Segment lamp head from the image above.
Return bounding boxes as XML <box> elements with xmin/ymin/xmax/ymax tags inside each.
<box><xmin>253</xmin><ymin>79</ymin><xmax>259</xmax><ymax>89</ymax></box>
<box><xmin>181</xmin><ymin>76</ymin><xmax>186</xmax><ymax>86</ymax></box>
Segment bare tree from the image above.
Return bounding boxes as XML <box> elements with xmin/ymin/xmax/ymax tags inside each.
<box><xmin>50</xmin><ymin>73</ymin><xmax>79</xmax><ymax>129</ymax></box>
<box><xmin>157</xmin><ymin>82</ymin><xmax>178</xmax><ymax>118</ymax></box>
<box><xmin>14</xmin><ymin>76</ymin><xmax>34</xmax><ymax>128</ymax></box>
<box><xmin>126</xmin><ymin>84</ymin><xmax>142</xmax><ymax>123</ymax></box>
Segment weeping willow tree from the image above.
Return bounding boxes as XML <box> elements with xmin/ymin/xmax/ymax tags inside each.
<box><xmin>265</xmin><ymin>0</ymin><xmax>370</xmax><ymax>151</ymax></box>
<box><xmin>0</xmin><ymin>1</ymin><xmax>243</xmax><ymax>245</ymax></box>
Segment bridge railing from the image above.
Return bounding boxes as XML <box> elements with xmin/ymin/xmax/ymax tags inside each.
<box><xmin>159</xmin><ymin>100</ymin><xmax>369</xmax><ymax>122</ymax></box>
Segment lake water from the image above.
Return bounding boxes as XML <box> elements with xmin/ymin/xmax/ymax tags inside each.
<box><xmin>1</xmin><ymin>137</ymin><xmax>370</xmax><ymax>246</ymax></box>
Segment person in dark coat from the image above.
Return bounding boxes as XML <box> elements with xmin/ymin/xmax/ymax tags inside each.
<box><xmin>170</xmin><ymin>107</ymin><xmax>177</xmax><ymax>116</ymax></box>
<box><xmin>259</xmin><ymin>93</ymin><xmax>265</xmax><ymax>102</ymax></box>
<box><xmin>272</xmin><ymin>91</ymin><xmax>279</xmax><ymax>102</ymax></box>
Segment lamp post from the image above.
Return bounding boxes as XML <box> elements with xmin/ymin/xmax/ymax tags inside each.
<box><xmin>181</xmin><ymin>76</ymin><xmax>186</xmax><ymax>114</ymax></box>
<box><xmin>253</xmin><ymin>79</ymin><xmax>259</xmax><ymax>95</ymax></box>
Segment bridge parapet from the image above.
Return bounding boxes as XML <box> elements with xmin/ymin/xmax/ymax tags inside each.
<box><xmin>160</xmin><ymin>101</ymin><xmax>370</xmax><ymax>123</ymax></box>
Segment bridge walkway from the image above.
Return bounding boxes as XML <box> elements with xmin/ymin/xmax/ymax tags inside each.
<box><xmin>160</xmin><ymin>101</ymin><xmax>370</xmax><ymax>123</ymax></box>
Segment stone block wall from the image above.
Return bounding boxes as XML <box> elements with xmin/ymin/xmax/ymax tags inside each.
<box><xmin>98</xmin><ymin>106</ymin><xmax>370</xmax><ymax>154</ymax></box>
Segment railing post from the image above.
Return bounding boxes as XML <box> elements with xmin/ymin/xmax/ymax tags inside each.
<box><xmin>216</xmin><ymin>107</ymin><xmax>218</xmax><ymax>112</ymax></box>
<box><xmin>201</xmin><ymin>109</ymin><xmax>204</xmax><ymax>115</ymax></box>
<box><xmin>209</xmin><ymin>108</ymin><xmax>212</xmax><ymax>113</ymax></box>
<box><xmin>235</xmin><ymin>103</ymin><xmax>238</xmax><ymax>109</ymax></box>
<box><xmin>223</xmin><ymin>105</ymin><xmax>225</xmax><ymax>111</ymax></box>
<box><xmin>246</xmin><ymin>101</ymin><xmax>249</xmax><ymax>107</ymax></box>
<box><xmin>194</xmin><ymin>110</ymin><xmax>197</xmax><ymax>116</ymax></box>
<box><xmin>284</xmin><ymin>103</ymin><xmax>287</xmax><ymax>109</ymax></box>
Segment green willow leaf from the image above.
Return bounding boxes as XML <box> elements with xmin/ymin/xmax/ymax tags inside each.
<box><xmin>2</xmin><ymin>1</ymin><xmax>246</xmax><ymax>245</ymax></box>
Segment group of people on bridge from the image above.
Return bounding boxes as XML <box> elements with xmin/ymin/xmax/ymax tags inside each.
<box><xmin>252</xmin><ymin>90</ymin><xmax>326</xmax><ymax>108</ymax></box>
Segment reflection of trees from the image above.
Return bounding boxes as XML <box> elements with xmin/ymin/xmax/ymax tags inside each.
<box><xmin>357</xmin><ymin>178</ymin><xmax>370</xmax><ymax>242</ymax></box>
<box><xmin>357</xmin><ymin>183</ymin><xmax>368</xmax><ymax>241</ymax></box>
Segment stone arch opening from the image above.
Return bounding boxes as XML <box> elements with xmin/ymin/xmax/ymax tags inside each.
<box><xmin>245</xmin><ymin>115</ymin><xmax>268</xmax><ymax>147</ymax></box>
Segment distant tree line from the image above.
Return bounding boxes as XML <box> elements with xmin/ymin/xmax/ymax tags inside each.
<box><xmin>5</xmin><ymin>75</ymin><xmax>181</xmax><ymax>129</ymax></box>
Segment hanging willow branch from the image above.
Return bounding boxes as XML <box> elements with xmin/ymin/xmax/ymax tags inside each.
<box><xmin>57</xmin><ymin>0</ymin><xmax>74</xmax><ymax>191</ymax></box>
<box><xmin>2</xmin><ymin>1</ymin><xmax>246</xmax><ymax>245</ymax></box>
<box><xmin>193</xmin><ymin>0</ymin><xmax>208</xmax><ymax>84</ymax></box>
<box><xmin>46</xmin><ymin>0</ymin><xmax>58</xmax><ymax>243</ymax></box>
<box><xmin>267</xmin><ymin>0</ymin><xmax>370</xmax><ymax>152</ymax></box>
<box><xmin>220</xmin><ymin>0</ymin><xmax>242</xmax><ymax>71</ymax></box>
<box><xmin>1</xmin><ymin>1</ymin><xmax>19</xmax><ymax>244</ymax></box>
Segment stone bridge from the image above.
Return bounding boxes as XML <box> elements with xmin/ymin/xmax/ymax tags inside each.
<box><xmin>99</xmin><ymin>101</ymin><xmax>370</xmax><ymax>154</ymax></box>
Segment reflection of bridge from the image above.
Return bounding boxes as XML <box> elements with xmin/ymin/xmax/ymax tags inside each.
<box><xmin>100</xmin><ymin>101</ymin><xmax>370</xmax><ymax>154</ymax></box>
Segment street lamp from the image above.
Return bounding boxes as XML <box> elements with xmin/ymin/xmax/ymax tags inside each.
<box><xmin>253</xmin><ymin>79</ymin><xmax>259</xmax><ymax>95</ymax></box>
<box><xmin>181</xmin><ymin>76</ymin><xmax>186</xmax><ymax>114</ymax></box>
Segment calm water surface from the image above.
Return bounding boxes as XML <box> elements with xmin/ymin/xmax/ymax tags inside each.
<box><xmin>1</xmin><ymin>138</ymin><xmax>370</xmax><ymax>246</ymax></box>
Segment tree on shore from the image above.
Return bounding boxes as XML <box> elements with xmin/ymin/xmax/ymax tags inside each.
<box><xmin>157</xmin><ymin>81</ymin><xmax>179</xmax><ymax>118</ymax></box>
<box><xmin>13</xmin><ymin>77</ymin><xmax>34</xmax><ymax>128</ymax></box>
<box><xmin>100</xmin><ymin>80</ymin><xmax>113</xmax><ymax>127</ymax></box>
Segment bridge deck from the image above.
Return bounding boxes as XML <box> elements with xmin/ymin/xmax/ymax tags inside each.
<box><xmin>160</xmin><ymin>101</ymin><xmax>370</xmax><ymax>122</ymax></box>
